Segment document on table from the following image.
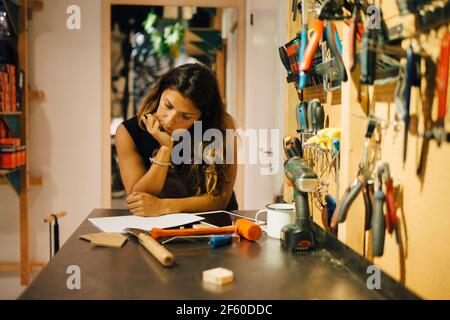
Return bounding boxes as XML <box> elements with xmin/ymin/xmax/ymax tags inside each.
<box><xmin>88</xmin><ymin>213</ymin><xmax>205</xmax><ymax>233</ymax></box>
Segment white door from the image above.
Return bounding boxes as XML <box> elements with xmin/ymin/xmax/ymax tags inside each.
<box><xmin>243</xmin><ymin>0</ymin><xmax>287</xmax><ymax>210</ymax></box>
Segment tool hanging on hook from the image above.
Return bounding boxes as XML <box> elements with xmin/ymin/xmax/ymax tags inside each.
<box><xmin>433</xmin><ymin>32</ymin><xmax>450</xmax><ymax>146</ymax></box>
<box><xmin>298</xmin><ymin>0</ymin><xmax>309</xmax><ymax>93</ymax></box>
<box><xmin>403</xmin><ymin>44</ymin><xmax>421</xmax><ymax>164</ymax></box>
<box><xmin>331</xmin><ymin>120</ymin><xmax>378</xmax><ymax>228</ymax></box>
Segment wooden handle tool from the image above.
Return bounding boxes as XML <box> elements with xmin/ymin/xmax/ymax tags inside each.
<box><xmin>138</xmin><ymin>233</ymin><xmax>174</xmax><ymax>267</ymax></box>
<box><xmin>125</xmin><ymin>228</ymin><xmax>174</xmax><ymax>267</ymax></box>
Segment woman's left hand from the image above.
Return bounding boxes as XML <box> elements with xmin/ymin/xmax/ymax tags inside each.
<box><xmin>126</xmin><ymin>192</ymin><xmax>169</xmax><ymax>216</ymax></box>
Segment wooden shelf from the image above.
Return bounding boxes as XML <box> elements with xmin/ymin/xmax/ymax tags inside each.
<box><xmin>0</xmin><ymin>111</ymin><xmax>23</xmax><ymax>116</ymax></box>
<box><xmin>0</xmin><ymin>166</ymin><xmax>24</xmax><ymax>175</ymax></box>
<box><xmin>0</xmin><ymin>175</ymin><xmax>42</xmax><ymax>185</ymax></box>
<box><xmin>0</xmin><ymin>261</ymin><xmax>45</xmax><ymax>272</ymax></box>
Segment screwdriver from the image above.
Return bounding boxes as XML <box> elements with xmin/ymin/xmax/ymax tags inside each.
<box><xmin>434</xmin><ymin>32</ymin><xmax>450</xmax><ymax>146</ymax></box>
<box><xmin>403</xmin><ymin>44</ymin><xmax>420</xmax><ymax>164</ymax></box>
<box><xmin>380</xmin><ymin>163</ymin><xmax>398</xmax><ymax>235</ymax></box>
<box><xmin>297</xmin><ymin>101</ymin><xmax>308</xmax><ymax>132</ymax></box>
<box><xmin>307</xmin><ymin>99</ymin><xmax>315</xmax><ymax>133</ymax></box>
<box><xmin>306</xmin><ymin>99</ymin><xmax>324</xmax><ymax>133</ymax></box>
<box><xmin>296</xmin><ymin>102</ymin><xmax>303</xmax><ymax>131</ymax></box>
<box><xmin>298</xmin><ymin>0</ymin><xmax>308</xmax><ymax>90</ymax></box>
<box><xmin>363</xmin><ymin>182</ymin><xmax>374</xmax><ymax>231</ymax></box>
<box><xmin>314</xmin><ymin>102</ymin><xmax>325</xmax><ymax>131</ymax></box>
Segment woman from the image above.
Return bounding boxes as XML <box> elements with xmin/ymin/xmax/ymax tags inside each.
<box><xmin>116</xmin><ymin>63</ymin><xmax>238</xmax><ymax>216</ymax></box>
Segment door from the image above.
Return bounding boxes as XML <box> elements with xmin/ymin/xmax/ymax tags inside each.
<box><xmin>243</xmin><ymin>0</ymin><xmax>287</xmax><ymax>209</ymax></box>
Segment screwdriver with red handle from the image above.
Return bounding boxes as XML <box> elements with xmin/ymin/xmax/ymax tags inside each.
<box><xmin>378</xmin><ymin>162</ymin><xmax>398</xmax><ymax>236</ymax></box>
<box><xmin>434</xmin><ymin>32</ymin><xmax>450</xmax><ymax>146</ymax></box>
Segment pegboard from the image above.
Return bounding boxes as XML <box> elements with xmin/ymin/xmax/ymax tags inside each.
<box><xmin>283</xmin><ymin>0</ymin><xmax>450</xmax><ymax>299</ymax></box>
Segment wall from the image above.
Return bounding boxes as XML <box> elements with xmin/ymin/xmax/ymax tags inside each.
<box><xmin>0</xmin><ymin>0</ymin><xmax>102</xmax><ymax>271</ymax></box>
<box><xmin>283</xmin><ymin>0</ymin><xmax>450</xmax><ymax>299</ymax></box>
<box><xmin>340</xmin><ymin>17</ymin><xmax>450</xmax><ymax>299</ymax></box>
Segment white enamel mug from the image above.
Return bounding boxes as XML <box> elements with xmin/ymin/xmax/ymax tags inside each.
<box><xmin>255</xmin><ymin>203</ymin><xmax>295</xmax><ymax>239</ymax></box>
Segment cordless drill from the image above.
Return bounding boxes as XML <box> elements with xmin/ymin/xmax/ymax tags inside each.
<box><xmin>281</xmin><ymin>157</ymin><xmax>319</xmax><ymax>251</ymax></box>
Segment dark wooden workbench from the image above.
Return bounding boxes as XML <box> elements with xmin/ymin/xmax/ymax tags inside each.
<box><xmin>19</xmin><ymin>209</ymin><xmax>419</xmax><ymax>300</ymax></box>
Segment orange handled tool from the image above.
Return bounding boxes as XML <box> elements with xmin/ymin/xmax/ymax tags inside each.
<box><xmin>437</xmin><ymin>32</ymin><xmax>450</xmax><ymax>122</ymax></box>
<box><xmin>299</xmin><ymin>20</ymin><xmax>324</xmax><ymax>72</ymax></box>
<box><xmin>150</xmin><ymin>218</ymin><xmax>262</xmax><ymax>242</ymax></box>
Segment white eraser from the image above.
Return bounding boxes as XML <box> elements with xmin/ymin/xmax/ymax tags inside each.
<box><xmin>202</xmin><ymin>267</ymin><xmax>234</xmax><ymax>285</ymax></box>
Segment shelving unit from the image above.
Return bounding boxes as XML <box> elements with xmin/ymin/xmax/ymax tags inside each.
<box><xmin>0</xmin><ymin>0</ymin><xmax>43</xmax><ymax>285</ymax></box>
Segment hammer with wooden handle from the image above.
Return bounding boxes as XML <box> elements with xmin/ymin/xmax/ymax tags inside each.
<box><xmin>125</xmin><ymin>228</ymin><xmax>174</xmax><ymax>267</ymax></box>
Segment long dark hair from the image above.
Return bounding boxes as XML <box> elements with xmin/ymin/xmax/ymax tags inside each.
<box><xmin>137</xmin><ymin>63</ymin><xmax>232</xmax><ymax>196</ymax></box>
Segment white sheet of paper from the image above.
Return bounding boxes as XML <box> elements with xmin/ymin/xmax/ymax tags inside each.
<box><xmin>88</xmin><ymin>213</ymin><xmax>205</xmax><ymax>233</ymax></box>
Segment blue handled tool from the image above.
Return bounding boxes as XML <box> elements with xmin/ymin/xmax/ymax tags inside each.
<box><xmin>325</xmin><ymin>195</ymin><xmax>336</xmax><ymax>228</ymax></box>
<box><xmin>209</xmin><ymin>235</ymin><xmax>233</xmax><ymax>248</ymax></box>
<box><xmin>332</xmin><ymin>138</ymin><xmax>340</xmax><ymax>153</ymax></box>
<box><xmin>299</xmin><ymin>101</ymin><xmax>308</xmax><ymax>130</ymax></box>
<box><xmin>298</xmin><ymin>0</ymin><xmax>309</xmax><ymax>90</ymax></box>
<box><xmin>298</xmin><ymin>29</ymin><xmax>308</xmax><ymax>90</ymax></box>
<box><xmin>335</xmin><ymin>28</ymin><xmax>342</xmax><ymax>55</ymax></box>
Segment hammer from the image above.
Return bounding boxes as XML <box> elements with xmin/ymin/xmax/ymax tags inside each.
<box><xmin>150</xmin><ymin>218</ymin><xmax>262</xmax><ymax>242</ymax></box>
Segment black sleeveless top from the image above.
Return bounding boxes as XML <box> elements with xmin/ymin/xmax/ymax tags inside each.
<box><xmin>122</xmin><ymin>116</ymin><xmax>238</xmax><ymax>210</ymax></box>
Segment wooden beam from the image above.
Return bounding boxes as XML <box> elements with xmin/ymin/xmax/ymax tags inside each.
<box><xmin>0</xmin><ymin>261</ymin><xmax>45</xmax><ymax>273</ymax></box>
<box><xmin>18</xmin><ymin>0</ymin><xmax>30</xmax><ymax>286</ymax></box>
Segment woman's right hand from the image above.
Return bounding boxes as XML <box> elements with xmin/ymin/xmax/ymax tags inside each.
<box><xmin>142</xmin><ymin>114</ymin><xmax>173</xmax><ymax>149</ymax></box>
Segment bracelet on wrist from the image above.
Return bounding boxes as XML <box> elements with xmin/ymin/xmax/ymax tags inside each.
<box><xmin>149</xmin><ymin>157</ymin><xmax>171</xmax><ymax>167</ymax></box>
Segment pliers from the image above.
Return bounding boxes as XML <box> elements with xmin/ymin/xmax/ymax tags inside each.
<box><xmin>331</xmin><ymin>119</ymin><xmax>378</xmax><ymax>228</ymax></box>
